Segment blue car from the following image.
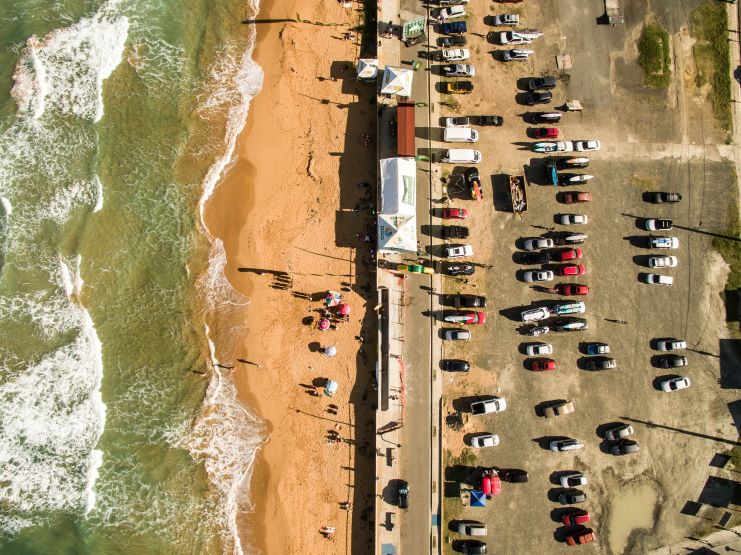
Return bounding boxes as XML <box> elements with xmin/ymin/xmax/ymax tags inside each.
<box><xmin>586</xmin><ymin>342</ymin><xmax>609</xmax><ymax>355</ymax></box>
<box><xmin>441</xmin><ymin>21</ymin><xmax>467</xmax><ymax>35</ymax></box>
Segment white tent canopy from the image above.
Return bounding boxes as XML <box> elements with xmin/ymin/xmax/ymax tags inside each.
<box><xmin>356</xmin><ymin>58</ymin><xmax>378</xmax><ymax>81</ymax></box>
<box><xmin>380</xmin><ymin>66</ymin><xmax>413</xmax><ymax>97</ymax></box>
<box><xmin>378</xmin><ymin>157</ymin><xmax>417</xmax><ymax>253</ymax></box>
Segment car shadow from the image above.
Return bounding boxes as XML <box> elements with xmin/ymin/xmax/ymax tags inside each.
<box><xmin>421</xmin><ymin>224</ymin><xmax>448</xmax><ymax>239</ymax></box>
<box><xmin>575</xmin><ymin>357</ymin><xmax>591</xmax><ymax>370</ymax></box>
<box><xmin>534</xmin><ymin>401</ymin><xmax>566</xmax><ymax>418</ymax></box>
<box><xmin>551</xmin><ymin>507</ymin><xmax>572</xmax><ymax>524</ymax></box>
<box><xmin>650</xmin><ymin>337</ymin><xmax>674</xmax><ymax>350</ymax></box>
<box><xmin>554</xmin><ymin>525</ymin><xmax>583</xmax><ymax>543</ymax></box>
<box><xmin>637</xmin><ymin>272</ymin><xmax>650</xmax><ymax>284</ymax></box>
<box><xmin>624</xmin><ymin>235</ymin><xmax>650</xmax><ymax>248</ymax></box>
<box><xmin>548</xmin><ymin>487</ymin><xmax>572</xmax><ymax>503</ymax></box>
<box><xmin>515</xmin><ymin>92</ymin><xmax>534</xmax><ymax>106</ymax></box>
<box><xmin>632</xmin><ymin>254</ymin><xmax>652</xmax><ymax>267</ymax></box>
<box><xmin>426</xmin><ymin>244</ymin><xmax>450</xmax><ymax>258</ymax></box>
<box><xmin>642</xmin><ymin>191</ymin><xmax>659</xmax><ymax>203</ymax></box>
<box><xmin>498</xmin><ymin>305</ymin><xmax>527</xmax><ymax>321</ymax></box>
<box><xmin>452</xmin><ymin>395</ymin><xmax>493</xmax><ymax>413</ymax></box>
<box><xmin>635</xmin><ymin>218</ymin><xmax>649</xmax><ymax>230</ymax></box>
<box><xmin>382</xmin><ymin>479</ymin><xmax>404</xmax><ymax>506</ymax></box>
<box><xmin>532</xmin><ymin>435</ymin><xmax>567</xmax><ymax>450</ymax></box>
<box><xmin>650</xmin><ymin>354</ymin><xmax>666</xmax><ymax>368</ymax></box>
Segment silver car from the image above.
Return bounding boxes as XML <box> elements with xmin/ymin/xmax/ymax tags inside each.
<box><xmin>523</xmin><ymin>237</ymin><xmax>554</xmax><ymax>251</ymax></box>
<box><xmin>502</xmin><ymin>48</ymin><xmax>533</xmax><ymax>61</ymax></box>
<box><xmin>661</xmin><ymin>376</ymin><xmax>690</xmax><ymax>392</ymax></box>
<box><xmin>657</xmin><ymin>338</ymin><xmax>687</xmax><ymax>351</ymax></box>
<box><xmin>603</xmin><ymin>423</ymin><xmax>634</xmax><ymax>441</ymax></box>
<box><xmin>550</xmin><ymin>439</ymin><xmax>583</xmax><ymax>452</ymax></box>
<box><xmin>524</xmin><ymin>270</ymin><xmax>554</xmax><ymax>283</ymax></box>
<box><xmin>649</xmin><ymin>255</ymin><xmax>678</xmax><ymax>268</ymax></box>
<box><xmin>559</xmin><ymin>214</ymin><xmax>588</xmax><ymax>225</ymax></box>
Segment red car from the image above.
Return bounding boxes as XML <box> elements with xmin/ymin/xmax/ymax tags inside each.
<box><xmin>481</xmin><ymin>470</ymin><xmax>502</xmax><ymax>496</ymax></box>
<box><xmin>442</xmin><ymin>207</ymin><xmax>469</xmax><ymax>220</ymax></box>
<box><xmin>564</xmin><ymin>192</ymin><xmax>592</xmax><ymax>204</ymax></box>
<box><xmin>534</xmin><ymin>127</ymin><xmax>559</xmax><ymax>139</ymax></box>
<box><xmin>559</xmin><ymin>283</ymin><xmax>589</xmax><ymax>295</ymax></box>
<box><xmin>465</xmin><ymin>312</ymin><xmax>486</xmax><ymax>326</ymax></box>
<box><xmin>530</xmin><ymin>358</ymin><xmax>556</xmax><ymax>371</ymax></box>
<box><xmin>555</xmin><ymin>248</ymin><xmax>582</xmax><ymax>262</ymax></box>
<box><xmin>566</xmin><ymin>528</ymin><xmax>595</xmax><ymax>546</ymax></box>
<box><xmin>557</xmin><ymin>264</ymin><xmax>586</xmax><ymax>276</ymax></box>
<box><xmin>562</xmin><ymin>508</ymin><xmax>591</xmax><ymax>526</ymax></box>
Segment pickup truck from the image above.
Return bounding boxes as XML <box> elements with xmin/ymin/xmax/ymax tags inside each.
<box><xmin>471</xmin><ymin>396</ymin><xmax>507</xmax><ymax>415</ymax></box>
<box><xmin>441</xmin><ymin>21</ymin><xmax>467</xmax><ymax>35</ymax></box>
<box><xmin>443</xmin><ymin>81</ymin><xmax>473</xmax><ymax>94</ymax></box>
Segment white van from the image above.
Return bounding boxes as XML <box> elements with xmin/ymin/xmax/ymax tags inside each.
<box><xmin>441</xmin><ymin>149</ymin><xmax>482</xmax><ymax>164</ymax></box>
<box><xmin>443</xmin><ymin>127</ymin><xmax>479</xmax><ymax>143</ymax></box>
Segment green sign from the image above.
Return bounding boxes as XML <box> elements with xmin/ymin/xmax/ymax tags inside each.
<box><xmin>402</xmin><ymin>17</ymin><xmax>426</xmax><ymax>39</ymax></box>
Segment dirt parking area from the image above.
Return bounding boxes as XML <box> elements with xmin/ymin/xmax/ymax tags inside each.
<box><xmin>430</xmin><ymin>0</ymin><xmax>741</xmax><ymax>553</ymax></box>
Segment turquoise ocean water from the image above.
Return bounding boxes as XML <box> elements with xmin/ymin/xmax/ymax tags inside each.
<box><xmin>0</xmin><ymin>1</ymin><xmax>266</xmax><ymax>553</ymax></box>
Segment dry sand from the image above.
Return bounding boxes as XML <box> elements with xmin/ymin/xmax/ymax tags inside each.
<box><xmin>203</xmin><ymin>0</ymin><xmax>377</xmax><ymax>552</ymax></box>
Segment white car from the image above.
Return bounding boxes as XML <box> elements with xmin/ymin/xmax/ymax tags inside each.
<box><xmin>560</xmin><ymin>472</ymin><xmax>587</xmax><ymax>487</ymax></box>
<box><xmin>661</xmin><ymin>376</ymin><xmax>690</xmax><ymax>392</ymax></box>
<box><xmin>574</xmin><ymin>140</ymin><xmax>601</xmax><ymax>152</ymax></box>
<box><xmin>650</xmin><ymin>236</ymin><xmax>679</xmax><ymax>249</ymax></box>
<box><xmin>442</xmin><ymin>63</ymin><xmax>476</xmax><ymax>77</ymax></box>
<box><xmin>521</xmin><ymin>306</ymin><xmax>552</xmax><ymax>322</ymax></box>
<box><xmin>649</xmin><ymin>255</ymin><xmax>678</xmax><ymax>268</ymax></box>
<box><xmin>526</xmin><ymin>343</ymin><xmax>553</xmax><ymax>356</ymax></box>
<box><xmin>445</xmin><ymin>244</ymin><xmax>473</xmax><ymax>258</ymax></box>
<box><xmin>498</xmin><ymin>31</ymin><xmax>533</xmax><ymax>45</ymax></box>
<box><xmin>559</xmin><ymin>214</ymin><xmax>588</xmax><ymax>225</ymax></box>
<box><xmin>523</xmin><ymin>237</ymin><xmax>554</xmax><ymax>251</ymax></box>
<box><xmin>643</xmin><ymin>273</ymin><xmax>673</xmax><ymax>286</ymax></box>
<box><xmin>441</xmin><ymin>48</ymin><xmax>470</xmax><ymax>62</ymax></box>
<box><xmin>439</xmin><ymin>5</ymin><xmax>466</xmax><ymax>21</ymax></box>
<box><xmin>657</xmin><ymin>339</ymin><xmax>687</xmax><ymax>351</ymax></box>
<box><xmin>471</xmin><ymin>433</ymin><xmax>500</xmax><ymax>448</ymax></box>
<box><xmin>524</xmin><ymin>270</ymin><xmax>554</xmax><ymax>282</ymax></box>
<box><xmin>492</xmin><ymin>13</ymin><xmax>519</xmax><ymax>25</ymax></box>
<box><xmin>443</xmin><ymin>116</ymin><xmax>471</xmax><ymax>127</ymax></box>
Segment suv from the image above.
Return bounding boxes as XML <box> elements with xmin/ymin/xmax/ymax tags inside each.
<box><xmin>585</xmin><ymin>356</ymin><xmax>616</xmax><ymax>370</ymax></box>
<box><xmin>502</xmin><ymin>49</ymin><xmax>533</xmax><ymax>61</ymax></box>
<box><xmin>442</xmin><ymin>225</ymin><xmax>470</xmax><ymax>239</ymax></box>
<box><xmin>439</xmin><ymin>35</ymin><xmax>467</xmax><ymax>48</ymax></box>
<box><xmin>441</xmin><ymin>21</ymin><xmax>467</xmax><ymax>35</ymax></box>
<box><xmin>475</xmin><ymin>115</ymin><xmax>504</xmax><ymax>126</ymax></box>
<box><xmin>442</xmin><ymin>64</ymin><xmax>476</xmax><ymax>77</ymax></box>
<box><xmin>443</xmin><ymin>81</ymin><xmax>474</xmax><ymax>94</ymax></box>
<box><xmin>550</xmin><ymin>439</ymin><xmax>583</xmax><ymax>452</ymax></box>
<box><xmin>528</xmin><ymin>76</ymin><xmax>557</xmax><ymax>90</ymax></box>
<box><xmin>457</xmin><ymin>522</ymin><xmax>487</xmax><ymax>536</ymax></box>
<box><xmin>442</xmin><ymin>359</ymin><xmax>470</xmax><ymax>372</ymax></box>
<box><xmin>451</xmin><ymin>294</ymin><xmax>486</xmax><ymax>308</ymax></box>
<box><xmin>458</xmin><ymin>540</ymin><xmax>487</xmax><ymax>554</ymax></box>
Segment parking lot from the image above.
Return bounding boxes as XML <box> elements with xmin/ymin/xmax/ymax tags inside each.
<box><xmin>429</xmin><ymin>0</ymin><xmax>741</xmax><ymax>553</ymax></box>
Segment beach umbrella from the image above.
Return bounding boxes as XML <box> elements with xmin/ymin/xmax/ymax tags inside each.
<box><xmin>324</xmin><ymin>380</ymin><xmax>338</xmax><ymax>397</ymax></box>
<box><xmin>325</xmin><ymin>290</ymin><xmax>342</xmax><ymax>307</ymax></box>
<box><xmin>338</xmin><ymin>303</ymin><xmax>351</xmax><ymax>316</ymax></box>
<box><xmin>318</xmin><ymin>318</ymin><xmax>331</xmax><ymax>331</ymax></box>
<box><xmin>324</xmin><ymin>345</ymin><xmax>337</xmax><ymax>357</ymax></box>
<box><xmin>470</xmin><ymin>490</ymin><xmax>487</xmax><ymax>507</ymax></box>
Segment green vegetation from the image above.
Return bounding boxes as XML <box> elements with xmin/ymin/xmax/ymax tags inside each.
<box><xmin>712</xmin><ymin>201</ymin><xmax>741</xmax><ymax>293</ymax></box>
<box><xmin>630</xmin><ymin>175</ymin><xmax>658</xmax><ymax>189</ymax></box>
<box><xmin>637</xmin><ymin>22</ymin><xmax>672</xmax><ymax>88</ymax></box>
<box><xmin>690</xmin><ymin>0</ymin><xmax>732</xmax><ymax>133</ymax></box>
<box><xmin>449</xmin><ymin>447</ymin><xmax>476</xmax><ymax>467</ymax></box>
<box><xmin>730</xmin><ymin>446</ymin><xmax>741</xmax><ymax>471</ymax></box>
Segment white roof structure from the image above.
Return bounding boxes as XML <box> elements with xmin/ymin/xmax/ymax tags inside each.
<box><xmin>380</xmin><ymin>66</ymin><xmax>414</xmax><ymax>97</ymax></box>
<box><xmin>378</xmin><ymin>157</ymin><xmax>417</xmax><ymax>253</ymax></box>
<box><xmin>356</xmin><ymin>58</ymin><xmax>378</xmax><ymax>81</ymax></box>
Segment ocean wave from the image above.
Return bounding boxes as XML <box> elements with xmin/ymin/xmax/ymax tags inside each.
<box><xmin>11</xmin><ymin>2</ymin><xmax>129</xmax><ymax>122</ymax></box>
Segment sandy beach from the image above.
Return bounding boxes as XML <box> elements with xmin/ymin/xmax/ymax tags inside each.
<box><xmin>203</xmin><ymin>0</ymin><xmax>377</xmax><ymax>552</ymax></box>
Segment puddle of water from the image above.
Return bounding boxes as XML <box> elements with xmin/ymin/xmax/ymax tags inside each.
<box><xmin>607</xmin><ymin>480</ymin><xmax>659</xmax><ymax>554</ymax></box>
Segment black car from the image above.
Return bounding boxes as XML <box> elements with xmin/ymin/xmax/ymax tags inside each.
<box><xmin>525</xmin><ymin>91</ymin><xmax>552</xmax><ymax>106</ymax></box>
<box><xmin>520</xmin><ymin>251</ymin><xmax>551</xmax><ymax>265</ymax></box>
<box><xmin>459</xmin><ymin>540</ymin><xmax>487</xmax><ymax>554</ymax></box>
<box><xmin>445</xmin><ymin>263</ymin><xmax>476</xmax><ymax>276</ymax></box>
<box><xmin>652</xmin><ymin>191</ymin><xmax>682</xmax><ymax>203</ymax></box>
<box><xmin>585</xmin><ymin>357</ymin><xmax>617</xmax><ymax>370</ymax></box>
<box><xmin>442</xmin><ymin>359</ymin><xmax>470</xmax><ymax>372</ymax></box>
<box><xmin>659</xmin><ymin>354</ymin><xmax>688</xmax><ymax>368</ymax></box>
<box><xmin>533</xmin><ymin>111</ymin><xmax>561</xmax><ymax>124</ymax></box>
<box><xmin>554</xmin><ymin>156</ymin><xmax>589</xmax><ymax>169</ymax></box>
<box><xmin>475</xmin><ymin>115</ymin><xmax>503</xmax><ymax>126</ymax></box>
<box><xmin>465</xmin><ymin>167</ymin><xmax>483</xmax><ymax>198</ymax></box>
<box><xmin>610</xmin><ymin>439</ymin><xmax>640</xmax><ymax>456</ymax></box>
<box><xmin>527</xmin><ymin>76</ymin><xmax>558</xmax><ymax>90</ymax></box>
<box><xmin>451</xmin><ymin>294</ymin><xmax>486</xmax><ymax>308</ymax></box>
<box><xmin>398</xmin><ymin>480</ymin><xmax>409</xmax><ymax>509</ymax></box>
<box><xmin>442</xmin><ymin>225</ymin><xmax>470</xmax><ymax>239</ymax></box>
<box><xmin>439</xmin><ymin>35</ymin><xmax>467</xmax><ymax>48</ymax></box>
<box><xmin>499</xmin><ymin>469</ymin><xmax>528</xmax><ymax>483</ymax></box>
